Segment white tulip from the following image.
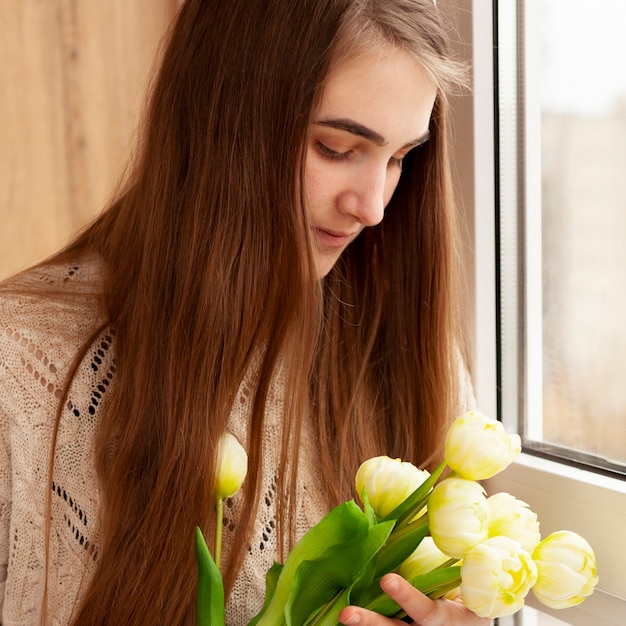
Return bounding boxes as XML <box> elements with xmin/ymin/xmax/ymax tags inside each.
<box><xmin>445</xmin><ymin>411</ymin><xmax>521</xmax><ymax>481</ymax></box>
<box><xmin>214</xmin><ymin>432</ymin><xmax>248</xmax><ymax>500</ymax></box>
<box><xmin>355</xmin><ymin>456</ymin><xmax>430</xmax><ymax>520</ymax></box>
<box><xmin>532</xmin><ymin>530</ymin><xmax>598</xmax><ymax>609</ymax></box>
<box><xmin>487</xmin><ymin>492</ymin><xmax>541</xmax><ymax>553</ymax></box>
<box><xmin>428</xmin><ymin>476</ymin><xmax>490</xmax><ymax>559</ymax></box>
<box><xmin>461</xmin><ymin>536</ymin><xmax>538</xmax><ymax>619</ymax></box>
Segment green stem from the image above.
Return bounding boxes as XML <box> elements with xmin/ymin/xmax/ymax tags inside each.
<box><xmin>375</xmin><ymin>518</ymin><xmax>430</xmax><ymax>577</ymax></box>
<box><xmin>390</xmin><ymin>461</ymin><xmax>446</xmax><ymax>533</ymax></box>
<box><xmin>215</xmin><ymin>498</ymin><xmax>224</xmax><ymax>570</ymax></box>
<box><xmin>389</xmin><ymin>516</ymin><xmax>429</xmax><ymax>542</ymax></box>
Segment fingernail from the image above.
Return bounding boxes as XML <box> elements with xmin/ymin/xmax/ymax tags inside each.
<box><xmin>342</xmin><ymin>612</ymin><xmax>361</xmax><ymax>625</ymax></box>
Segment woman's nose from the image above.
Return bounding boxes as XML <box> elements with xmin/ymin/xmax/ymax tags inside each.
<box><xmin>336</xmin><ymin>168</ymin><xmax>389</xmax><ymax>227</ymax></box>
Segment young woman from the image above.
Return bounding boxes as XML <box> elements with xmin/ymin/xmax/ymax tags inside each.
<box><xmin>0</xmin><ymin>0</ymin><xmax>485</xmax><ymax>624</ymax></box>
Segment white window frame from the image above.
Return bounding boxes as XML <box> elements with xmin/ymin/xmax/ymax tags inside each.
<box><xmin>451</xmin><ymin>1</ymin><xmax>626</xmax><ymax>624</ymax></box>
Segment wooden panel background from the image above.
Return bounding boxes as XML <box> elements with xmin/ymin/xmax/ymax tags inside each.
<box><xmin>0</xmin><ymin>0</ymin><xmax>180</xmax><ymax>280</ymax></box>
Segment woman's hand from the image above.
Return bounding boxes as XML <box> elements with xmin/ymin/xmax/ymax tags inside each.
<box><xmin>338</xmin><ymin>573</ymin><xmax>491</xmax><ymax>626</ymax></box>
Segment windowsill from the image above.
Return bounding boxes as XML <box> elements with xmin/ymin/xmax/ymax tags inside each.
<box><xmin>493</xmin><ymin>451</ymin><xmax>626</xmax><ymax>498</ymax></box>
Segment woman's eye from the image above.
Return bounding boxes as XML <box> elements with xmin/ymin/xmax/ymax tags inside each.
<box><xmin>316</xmin><ymin>141</ymin><xmax>349</xmax><ymax>161</ymax></box>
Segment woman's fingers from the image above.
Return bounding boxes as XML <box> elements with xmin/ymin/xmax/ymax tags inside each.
<box><xmin>338</xmin><ymin>573</ymin><xmax>491</xmax><ymax>626</ymax></box>
<box><xmin>379</xmin><ymin>574</ymin><xmax>439</xmax><ymax>622</ymax></box>
<box><xmin>338</xmin><ymin>601</ymin><xmax>405</xmax><ymax>625</ymax></box>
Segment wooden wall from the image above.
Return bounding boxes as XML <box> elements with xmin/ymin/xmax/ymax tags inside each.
<box><xmin>0</xmin><ymin>1</ymin><xmax>180</xmax><ymax>280</ymax></box>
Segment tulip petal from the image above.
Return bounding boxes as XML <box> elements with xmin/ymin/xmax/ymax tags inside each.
<box><xmin>445</xmin><ymin>411</ymin><xmax>521</xmax><ymax>481</ymax></box>
<box><xmin>383</xmin><ymin>461</ymin><xmax>445</xmax><ymax>526</ymax></box>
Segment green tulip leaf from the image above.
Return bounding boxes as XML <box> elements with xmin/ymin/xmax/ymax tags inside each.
<box><xmin>302</xmin><ymin>587</ymin><xmax>351</xmax><ymax>626</ymax></box>
<box><xmin>374</xmin><ymin>520</ymin><xmax>430</xmax><ymax>576</ymax></box>
<box><xmin>248</xmin><ymin>562</ymin><xmax>284</xmax><ymax>626</ymax></box>
<box><xmin>253</xmin><ymin>500</ymin><xmax>391</xmax><ymax>626</ymax></box>
<box><xmin>343</xmin><ymin>559</ymin><xmax>383</xmax><ymax>610</ymax></box>
<box><xmin>285</xmin><ymin>519</ymin><xmax>394</xmax><ymax>625</ymax></box>
<box><xmin>349</xmin><ymin>521</ymin><xmax>429</xmax><ymax>610</ymax></box>
<box><xmin>195</xmin><ymin>527</ymin><xmax>225</xmax><ymax>626</ymax></box>
<box><xmin>360</xmin><ymin>489</ymin><xmax>378</xmax><ymax>527</ymax></box>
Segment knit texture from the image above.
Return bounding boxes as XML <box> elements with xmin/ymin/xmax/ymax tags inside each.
<box><xmin>0</xmin><ymin>258</ymin><xmax>326</xmax><ymax>625</ymax></box>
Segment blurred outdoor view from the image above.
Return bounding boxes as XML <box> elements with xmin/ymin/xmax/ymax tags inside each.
<box><xmin>539</xmin><ymin>0</ymin><xmax>626</xmax><ymax>465</ymax></box>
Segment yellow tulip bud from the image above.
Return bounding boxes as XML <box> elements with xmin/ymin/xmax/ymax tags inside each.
<box><xmin>461</xmin><ymin>536</ymin><xmax>538</xmax><ymax>619</ymax></box>
<box><xmin>214</xmin><ymin>432</ymin><xmax>248</xmax><ymax>500</ymax></box>
<box><xmin>428</xmin><ymin>477</ymin><xmax>490</xmax><ymax>559</ymax></box>
<box><xmin>355</xmin><ymin>456</ymin><xmax>430</xmax><ymax>519</ymax></box>
<box><xmin>398</xmin><ymin>536</ymin><xmax>454</xmax><ymax>581</ymax></box>
<box><xmin>487</xmin><ymin>493</ymin><xmax>541</xmax><ymax>553</ymax></box>
<box><xmin>445</xmin><ymin>411</ymin><xmax>521</xmax><ymax>481</ymax></box>
<box><xmin>532</xmin><ymin>530</ymin><xmax>598</xmax><ymax>609</ymax></box>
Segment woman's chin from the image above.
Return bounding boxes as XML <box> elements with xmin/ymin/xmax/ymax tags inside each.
<box><xmin>315</xmin><ymin>252</ymin><xmax>342</xmax><ymax>279</ymax></box>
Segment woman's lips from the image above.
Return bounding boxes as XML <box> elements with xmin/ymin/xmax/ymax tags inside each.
<box><xmin>314</xmin><ymin>227</ymin><xmax>359</xmax><ymax>248</ymax></box>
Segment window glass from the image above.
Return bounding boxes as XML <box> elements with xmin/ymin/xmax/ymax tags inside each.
<box><xmin>534</xmin><ymin>0</ymin><xmax>626</xmax><ymax>468</ymax></box>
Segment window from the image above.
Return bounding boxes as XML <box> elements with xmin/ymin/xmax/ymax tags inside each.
<box><xmin>451</xmin><ymin>1</ymin><xmax>626</xmax><ymax>624</ymax></box>
<box><xmin>504</xmin><ymin>0</ymin><xmax>626</xmax><ymax>475</ymax></box>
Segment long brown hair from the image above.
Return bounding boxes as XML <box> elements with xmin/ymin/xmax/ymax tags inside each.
<box><xmin>23</xmin><ymin>0</ymin><xmax>466</xmax><ymax>623</ymax></box>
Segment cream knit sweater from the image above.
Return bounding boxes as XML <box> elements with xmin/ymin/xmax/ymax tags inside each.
<box><xmin>0</xmin><ymin>258</ymin><xmax>326</xmax><ymax>625</ymax></box>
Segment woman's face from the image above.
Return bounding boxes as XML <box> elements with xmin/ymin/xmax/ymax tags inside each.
<box><xmin>305</xmin><ymin>46</ymin><xmax>438</xmax><ymax>278</ymax></box>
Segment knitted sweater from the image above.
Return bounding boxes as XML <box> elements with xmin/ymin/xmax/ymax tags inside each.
<box><xmin>0</xmin><ymin>258</ymin><xmax>326</xmax><ymax>625</ymax></box>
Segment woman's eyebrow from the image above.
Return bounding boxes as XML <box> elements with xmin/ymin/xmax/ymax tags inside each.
<box><xmin>315</xmin><ymin>118</ymin><xmax>387</xmax><ymax>145</ymax></box>
<box><xmin>314</xmin><ymin>117</ymin><xmax>430</xmax><ymax>149</ymax></box>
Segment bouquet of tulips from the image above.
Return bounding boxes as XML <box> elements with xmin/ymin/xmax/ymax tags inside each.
<box><xmin>196</xmin><ymin>412</ymin><xmax>598</xmax><ymax>624</ymax></box>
